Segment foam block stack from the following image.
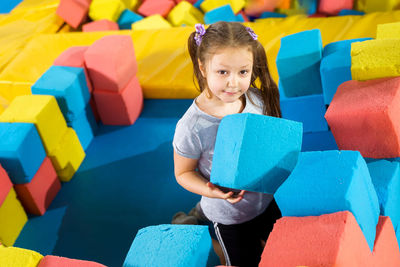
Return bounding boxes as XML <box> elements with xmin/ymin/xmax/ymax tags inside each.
<box><xmin>0</xmin><ymin>245</ymin><xmax>43</xmax><ymax>267</ymax></box>
<box><xmin>275</xmin><ymin>150</ymin><xmax>380</xmax><ymax>251</ymax></box>
<box><xmin>0</xmin><ymin>165</ymin><xmax>27</xmax><ymax>246</ymax></box>
<box><xmin>56</xmin><ymin>0</ymin><xmax>91</xmax><ymax>29</ymax></box>
<box><xmin>117</xmin><ymin>9</ymin><xmax>143</xmax><ymax>29</ymax></box>
<box><xmin>84</xmin><ymin>35</ymin><xmax>143</xmax><ymax>125</ymax></box>
<box><xmin>123</xmin><ymin>224</ymin><xmax>212</xmax><ymax>267</ymax></box>
<box><xmin>82</xmin><ymin>19</ymin><xmax>119</xmax><ymax>31</ymax></box>
<box><xmin>325</xmin><ymin>77</ymin><xmax>400</xmax><ymax>159</ymax></box>
<box><xmin>210</xmin><ymin>113</ymin><xmax>302</xmax><ymax>194</ymax></box>
<box><xmin>276</xmin><ymin>29</ymin><xmax>323</xmax><ymax>97</ymax></box>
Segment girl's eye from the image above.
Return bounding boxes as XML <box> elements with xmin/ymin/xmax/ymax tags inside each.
<box><xmin>218</xmin><ymin>70</ymin><xmax>228</xmax><ymax>75</ymax></box>
<box><xmin>240</xmin><ymin>70</ymin><xmax>249</xmax><ymax>75</ymax></box>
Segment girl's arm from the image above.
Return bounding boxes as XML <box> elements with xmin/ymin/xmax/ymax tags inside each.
<box><xmin>174</xmin><ymin>151</ymin><xmax>244</xmax><ymax>204</ymax></box>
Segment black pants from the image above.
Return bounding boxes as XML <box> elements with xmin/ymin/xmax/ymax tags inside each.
<box><xmin>213</xmin><ymin>199</ymin><xmax>281</xmax><ymax>267</ymax></box>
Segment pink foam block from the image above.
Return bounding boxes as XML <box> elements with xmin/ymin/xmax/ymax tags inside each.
<box><xmin>84</xmin><ymin>35</ymin><xmax>137</xmax><ymax>92</ymax></box>
<box><xmin>0</xmin><ymin>164</ymin><xmax>12</xmax><ymax>207</ymax></box>
<box><xmin>38</xmin><ymin>255</ymin><xmax>107</xmax><ymax>267</ymax></box>
<box><xmin>325</xmin><ymin>77</ymin><xmax>400</xmax><ymax>158</ymax></box>
<box><xmin>56</xmin><ymin>0</ymin><xmax>91</xmax><ymax>29</ymax></box>
<box><xmin>138</xmin><ymin>0</ymin><xmax>175</xmax><ymax>17</ymax></box>
<box><xmin>14</xmin><ymin>157</ymin><xmax>60</xmax><ymax>216</ymax></box>
<box><xmin>93</xmin><ymin>76</ymin><xmax>143</xmax><ymax>125</ymax></box>
<box><xmin>54</xmin><ymin>46</ymin><xmax>93</xmax><ymax>93</ymax></box>
<box><xmin>318</xmin><ymin>0</ymin><xmax>353</xmax><ymax>15</ymax></box>
<box><xmin>260</xmin><ymin>211</ymin><xmax>373</xmax><ymax>267</ymax></box>
<box><xmin>82</xmin><ymin>19</ymin><xmax>119</xmax><ymax>32</ymax></box>
<box><xmin>175</xmin><ymin>0</ymin><xmax>196</xmax><ymax>3</ymax></box>
<box><xmin>372</xmin><ymin>216</ymin><xmax>400</xmax><ymax>267</ymax></box>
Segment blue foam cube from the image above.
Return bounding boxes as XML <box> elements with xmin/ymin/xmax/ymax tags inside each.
<box><xmin>117</xmin><ymin>9</ymin><xmax>143</xmax><ymax>29</ymax></box>
<box><xmin>275</xmin><ymin>150</ymin><xmax>380</xmax><ymax>251</ymax></box>
<box><xmin>194</xmin><ymin>0</ymin><xmax>205</xmax><ymax>9</ymax></box>
<box><xmin>235</xmin><ymin>13</ymin><xmax>245</xmax><ymax>22</ymax></box>
<box><xmin>204</xmin><ymin>5</ymin><xmax>237</xmax><ymax>24</ymax></box>
<box><xmin>31</xmin><ymin>66</ymin><xmax>90</xmax><ymax>123</ymax></box>
<box><xmin>302</xmin><ymin>130</ymin><xmax>338</xmax><ymax>151</ymax></box>
<box><xmin>211</xmin><ymin>113</ymin><xmax>303</xmax><ymax>194</ymax></box>
<box><xmin>259</xmin><ymin>12</ymin><xmax>287</xmax><ymax>18</ymax></box>
<box><xmin>281</xmin><ymin>94</ymin><xmax>328</xmax><ymax>133</ymax></box>
<box><xmin>276</xmin><ymin>29</ymin><xmax>323</xmax><ymax>97</ymax></box>
<box><xmin>68</xmin><ymin>105</ymin><xmax>97</xmax><ymax>150</ymax></box>
<box><xmin>123</xmin><ymin>224</ymin><xmax>212</xmax><ymax>267</ymax></box>
<box><xmin>367</xmin><ymin>160</ymin><xmax>400</xmax><ymax>230</ymax></box>
<box><xmin>339</xmin><ymin>9</ymin><xmax>365</xmax><ymax>16</ymax></box>
<box><xmin>0</xmin><ymin>122</ymin><xmax>46</xmax><ymax>184</ymax></box>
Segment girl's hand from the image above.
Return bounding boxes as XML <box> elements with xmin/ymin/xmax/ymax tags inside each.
<box><xmin>206</xmin><ymin>182</ymin><xmax>246</xmax><ymax>204</ymax></box>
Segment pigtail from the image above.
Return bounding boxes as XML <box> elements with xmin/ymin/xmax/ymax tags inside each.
<box><xmin>188</xmin><ymin>32</ymin><xmax>205</xmax><ymax>92</ymax></box>
<box><xmin>251</xmin><ymin>42</ymin><xmax>281</xmax><ymax>118</ymax></box>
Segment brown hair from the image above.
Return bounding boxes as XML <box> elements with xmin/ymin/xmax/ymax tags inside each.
<box><xmin>188</xmin><ymin>21</ymin><xmax>281</xmax><ymax>117</ymax></box>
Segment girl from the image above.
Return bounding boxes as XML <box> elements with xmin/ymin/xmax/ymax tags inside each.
<box><xmin>173</xmin><ymin>21</ymin><xmax>282</xmax><ymax>267</ymax></box>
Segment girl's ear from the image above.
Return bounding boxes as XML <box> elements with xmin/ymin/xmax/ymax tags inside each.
<box><xmin>198</xmin><ymin>59</ymin><xmax>206</xmax><ymax>78</ymax></box>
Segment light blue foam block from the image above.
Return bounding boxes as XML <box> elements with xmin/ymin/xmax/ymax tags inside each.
<box><xmin>31</xmin><ymin>65</ymin><xmax>90</xmax><ymax>123</ymax></box>
<box><xmin>194</xmin><ymin>0</ymin><xmax>205</xmax><ymax>9</ymax></box>
<box><xmin>320</xmin><ymin>38</ymin><xmax>372</xmax><ymax>104</ymax></box>
<box><xmin>297</xmin><ymin>0</ymin><xmax>318</xmax><ymax>15</ymax></box>
<box><xmin>275</xmin><ymin>150</ymin><xmax>380</xmax><ymax>251</ymax></box>
<box><xmin>204</xmin><ymin>5</ymin><xmax>237</xmax><ymax>24</ymax></box>
<box><xmin>367</xmin><ymin>160</ymin><xmax>400</xmax><ymax>230</ymax></box>
<box><xmin>260</xmin><ymin>12</ymin><xmax>287</xmax><ymax>18</ymax></box>
<box><xmin>68</xmin><ymin>105</ymin><xmax>96</xmax><ymax>150</ymax></box>
<box><xmin>301</xmin><ymin>130</ymin><xmax>338</xmax><ymax>151</ymax></box>
<box><xmin>210</xmin><ymin>113</ymin><xmax>303</xmax><ymax>194</ymax></box>
<box><xmin>339</xmin><ymin>9</ymin><xmax>365</xmax><ymax>16</ymax></box>
<box><xmin>117</xmin><ymin>9</ymin><xmax>143</xmax><ymax>29</ymax></box>
<box><xmin>281</xmin><ymin>94</ymin><xmax>328</xmax><ymax>133</ymax></box>
<box><xmin>0</xmin><ymin>122</ymin><xmax>46</xmax><ymax>184</ymax></box>
<box><xmin>276</xmin><ymin>29</ymin><xmax>323</xmax><ymax>97</ymax></box>
<box><xmin>123</xmin><ymin>224</ymin><xmax>211</xmax><ymax>267</ymax></box>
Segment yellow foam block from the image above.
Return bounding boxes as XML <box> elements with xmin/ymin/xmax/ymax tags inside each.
<box><xmin>0</xmin><ymin>188</ymin><xmax>28</xmax><ymax>246</ymax></box>
<box><xmin>0</xmin><ymin>95</ymin><xmax>67</xmax><ymax>154</ymax></box>
<box><xmin>377</xmin><ymin>22</ymin><xmax>400</xmax><ymax>39</ymax></box>
<box><xmin>50</xmin><ymin>127</ymin><xmax>85</xmax><ymax>182</ymax></box>
<box><xmin>121</xmin><ymin>0</ymin><xmax>139</xmax><ymax>10</ymax></box>
<box><xmin>132</xmin><ymin>15</ymin><xmax>172</xmax><ymax>31</ymax></box>
<box><xmin>0</xmin><ymin>244</ymin><xmax>42</xmax><ymax>267</ymax></box>
<box><xmin>201</xmin><ymin>0</ymin><xmax>245</xmax><ymax>14</ymax></box>
<box><xmin>364</xmin><ymin>0</ymin><xmax>400</xmax><ymax>12</ymax></box>
<box><xmin>351</xmin><ymin>39</ymin><xmax>400</xmax><ymax>80</ymax></box>
<box><xmin>167</xmin><ymin>1</ymin><xmax>204</xmax><ymax>27</ymax></box>
<box><xmin>89</xmin><ymin>0</ymin><xmax>125</xmax><ymax>22</ymax></box>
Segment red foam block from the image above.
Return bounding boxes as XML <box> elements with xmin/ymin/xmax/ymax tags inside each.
<box><xmin>14</xmin><ymin>157</ymin><xmax>60</xmax><ymax>216</ymax></box>
<box><xmin>82</xmin><ymin>19</ymin><xmax>119</xmax><ymax>32</ymax></box>
<box><xmin>93</xmin><ymin>76</ymin><xmax>143</xmax><ymax>125</ymax></box>
<box><xmin>373</xmin><ymin>216</ymin><xmax>400</xmax><ymax>267</ymax></box>
<box><xmin>138</xmin><ymin>0</ymin><xmax>175</xmax><ymax>17</ymax></box>
<box><xmin>260</xmin><ymin>211</ymin><xmax>373</xmax><ymax>267</ymax></box>
<box><xmin>84</xmin><ymin>35</ymin><xmax>137</xmax><ymax>92</ymax></box>
<box><xmin>38</xmin><ymin>255</ymin><xmax>107</xmax><ymax>267</ymax></box>
<box><xmin>0</xmin><ymin>164</ymin><xmax>12</xmax><ymax>207</ymax></box>
<box><xmin>325</xmin><ymin>77</ymin><xmax>400</xmax><ymax>158</ymax></box>
<box><xmin>318</xmin><ymin>0</ymin><xmax>353</xmax><ymax>15</ymax></box>
<box><xmin>56</xmin><ymin>0</ymin><xmax>91</xmax><ymax>29</ymax></box>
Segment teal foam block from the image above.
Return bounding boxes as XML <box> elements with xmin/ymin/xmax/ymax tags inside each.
<box><xmin>276</xmin><ymin>29</ymin><xmax>323</xmax><ymax>97</ymax></box>
<box><xmin>298</xmin><ymin>0</ymin><xmax>318</xmax><ymax>14</ymax></box>
<box><xmin>31</xmin><ymin>65</ymin><xmax>90</xmax><ymax>122</ymax></box>
<box><xmin>0</xmin><ymin>122</ymin><xmax>46</xmax><ymax>184</ymax></box>
<box><xmin>339</xmin><ymin>9</ymin><xmax>365</xmax><ymax>15</ymax></box>
<box><xmin>320</xmin><ymin>38</ymin><xmax>371</xmax><ymax>104</ymax></box>
<box><xmin>260</xmin><ymin>12</ymin><xmax>287</xmax><ymax>18</ymax></box>
<box><xmin>117</xmin><ymin>9</ymin><xmax>143</xmax><ymax>29</ymax></box>
<box><xmin>367</xmin><ymin>160</ymin><xmax>400</xmax><ymax>230</ymax></box>
<box><xmin>68</xmin><ymin>105</ymin><xmax>96</xmax><ymax>150</ymax></box>
<box><xmin>280</xmin><ymin>94</ymin><xmax>328</xmax><ymax>133</ymax></box>
<box><xmin>211</xmin><ymin>113</ymin><xmax>302</xmax><ymax>194</ymax></box>
<box><xmin>123</xmin><ymin>224</ymin><xmax>211</xmax><ymax>267</ymax></box>
<box><xmin>275</xmin><ymin>150</ymin><xmax>380</xmax><ymax>251</ymax></box>
<box><xmin>302</xmin><ymin>130</ymin><xmax>338</xmax><ymax>151</ymax></box>
<box><xmin>204</xmin><ymin>5</ymin><xmax>237</xmax><ymax>24</ymax></box>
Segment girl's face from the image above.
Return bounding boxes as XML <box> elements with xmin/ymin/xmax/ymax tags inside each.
<box><xmin>200</xmin><ymin>46</ymin><xmax>253</xmax><ymax>104</ymax></box>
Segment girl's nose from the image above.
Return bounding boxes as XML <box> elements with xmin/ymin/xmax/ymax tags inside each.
<box><xmin>228</xmin><ymin>75</ymin><xmax>238</xmax><ymax>87</ymax></box>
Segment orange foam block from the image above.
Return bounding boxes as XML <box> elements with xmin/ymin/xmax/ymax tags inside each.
<box><xmin>93</xmin><ymin>76</ymin><xmax>143</xmax><ymax>125</ymax></box>
<box><xmin>14</xmin><ymin>157</ymin><xmax>60</xmax><ymax>216</ymax></box>
<box><xmin>325</xmin><ymin>77</ymin><xmax>400</xmax><ymax>158</ymax></box>
<box><xmin>138</xmin><ymin>0</ymin><xmax>176</xmax><ymax>17</ymax></box>
<box><xmin>38</xmin><ymin>255</ymin><xmax>107</xmax><ymax>267</ymax></box>
<box><xmin>82</xmin><ymin>19</ymin><xmax>119</xmax><ymax>32</ymax></box>
<box><xmin>0</xmin><ymin>164</ymin><xmax>12</xmax><ymax>207</ymax></box>
<box><xmin>84</xmin><ymin>35</ymin><xmax>137</xmax><ymax>92</ymax></box>
<box><xmin>372</xmin><ymin>216</ymin><xmax>400</xmax><ymax>267</ymax></box>
<box><xmin>260</xmin><ymin>211</ymin><xmax>373</xmax><ymax>267</ymax></box>
<box><xmin>56</xmin><ymin>0</ymin><xmax>91</xmax><ymax>29</ymax></box>
<box><xmin>318</xmin><ymin>0</ymin><xmax>353</xmax><ymax>15</ymax></box>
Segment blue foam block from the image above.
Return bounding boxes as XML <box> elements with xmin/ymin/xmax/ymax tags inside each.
<box><xmin>31</xmin><ymin>65</ymin><xmax>90</xmax><ymax>123</ymax></box>
<box><xmin>68</xmin><ymin>105</ymin><xmax>96</xmax><ymax>150</ymax></box>
<box><xmin>276</xmin><ymin>29</ymin><xmax>323</xmax><ymax>97</ymax></box>
<box><xmin>235</xmin><ymin>13</ymin><xmax>245</xmax><ymax>22</ymax></box>
<box><xmin>123</xmin><ymin>224</ymin><xmax>212</xmax><ymax>267</ymax></box>
<box><xmin>302</xmin><ymin>130</ymin><xmax>338</xmax><ymax>151</ymax></box>
<box><xmin>117</xmin><ymin>9</ymin><xmax>143</xmax><ymax>29</ymax></box>
<box><xmin>194</xmin><ymin>0</ymin><xmax>205</xmax><ymax>9</ymax></box>
<box><xmin>297</xmin><ymin>0</ymin><xmax>318</xmax><ymax>14</ymax></box>
<box><xmin>320</xmin><ymin>38</ymin><xmax>372</xmax><ymax>104</ymax></box>
<box><xmin>204</xmin><ymin>5</ymin><xmax>237</xmax><ymax>24</ymax></box>
<box><xmin>339</xmin><ymin>9</ymin><xmax>365</xmax><ymax>16</ymax></box>
<box><xmin>210</xmin><ymin>113</ymin><xmax>303</xmax><ymax>194</ymax></box>
<box><xmin>275</xmin><ymin>150</ymin><xmax>380</xmax><ymax>251</ymax></box>
<box><xmin>367</xmin><ymin>160</ymin><xmax>400</xmax><ymax>230</ymax></box>
<box><xmin>278</xmin><ymin>80</ymin><xmax>287</xmax><ymax>99</ymax></box>
<box><xmin>0</xmin><ymin>122</ymin><xmax>46</xmax><ymax>184</ymax></box>
<box><xmin>260</xmin><ymin>12</ymin><xmax>287</xmax><ymax>18</ymax></box>
<box><xmin>280</xmin><ymin>94</ymin><xmax>328</xmax><ymax>133</ymax></box>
